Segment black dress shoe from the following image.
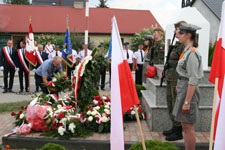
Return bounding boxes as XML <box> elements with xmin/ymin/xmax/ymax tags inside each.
<box><xmin>19</xmin><ymin>90</ymin><xmax>23</xmax><ymax>93</ymax></box>
<box><xmin>8</xmin><ymin>89</ymin><xmax>13</xmax><ymax>93</ymax></box>
<box><xmin>163</xmin><ymin>127</ymin><xmax>174</xmax><ymax>136</ymax></box>
<box><xmin>3</xmin><ymin>89</ymin><xmax>8</xmax><ymax>93</ymax></box>
<box><xmin>25</xmin><ymin>89</ymin><xmax>29</xmax><ymax>92</ymax></box>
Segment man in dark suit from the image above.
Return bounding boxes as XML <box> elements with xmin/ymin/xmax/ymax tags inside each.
<box><xmin>0</xmin><ymin>40</ymin><xmax>18</xmax><ymax>93</ymax></box>
<box><xmin>34</xmin><ymin>44</ymin><xmax>48</xmax><ymax>92</ymax></box>
<box><xmin>16</xmin><ymin>41</ymin><xmax>29</xmax><ymax>93</ymax></box>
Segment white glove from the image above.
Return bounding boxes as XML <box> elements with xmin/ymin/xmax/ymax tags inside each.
<box><xmin>0</xmin><ymin>66</ymin><xmax>4</xmax><ymax>71</ymax></box>
<box><xmin>33</xmin><ymin>69</ymin><xmax>36</xmax><ymax>72</ymax></box>
<box><xmin>16</xmin><ymin>68</ymin><xmax>19</xmax><ymax>71</ymax></box>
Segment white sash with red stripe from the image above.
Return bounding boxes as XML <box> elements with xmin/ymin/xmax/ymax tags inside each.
<box><xmin>45</xmin><ymin>45</ymin><xmax>52</xmax><ymax>53</ymax></box>
<box><xmin>36</xmin><ymin>51</ymin><xmax>43</xmax><ymax>65</ymax></box>
<box><xmin>17</xmin><ymin>49</ymin><xmax>29</xmax><ymax>73</ymax></box>
<box><xmin>2</xmin><ymin>47</ymin><xmax>16</xmax><ymax>70</ymax></box>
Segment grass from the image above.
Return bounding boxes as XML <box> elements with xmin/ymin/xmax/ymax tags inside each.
<box><xmin>0</xmin><ymin>101</ymin><xmax>30</xmax><ymax>114</ymax></box>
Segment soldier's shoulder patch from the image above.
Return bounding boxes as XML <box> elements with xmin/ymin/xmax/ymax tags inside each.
<box><xmin>190</xmin><ymin>48</ymin><xmax>196</xmax><ymax>52</ymax></box>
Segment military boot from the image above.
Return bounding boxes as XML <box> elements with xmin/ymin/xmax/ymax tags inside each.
<box><xmin>163</xmin><ymin>126</ymin><xmax>174</xmax><ymax>136</ymax></box>
<box><xmin>165</xmin><ymin>126</ymin><xmax>183</xmax><ymax>141</ymax></box>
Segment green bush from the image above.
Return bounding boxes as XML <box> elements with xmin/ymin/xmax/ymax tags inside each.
<box><xmin>41</xmin><ymin>143</ymin><xmax>67</xmax><ymax>150</ymax></box>
<box><xmin>129</xmin><ymin>140</ymin><xmax>180</xmax><ymax>150</ymax></box>
<box><xmin>135</xmin><ymin>84</ymin><xmax>146</xmax><ymax>102</ymax></box>
<box><xmin>208</xmin><ymin>41</ymin><xmax>216</xmax><ymax>66</ymax></box>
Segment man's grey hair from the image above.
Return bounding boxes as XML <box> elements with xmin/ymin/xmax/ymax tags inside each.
<box><xmin>38</xmin><ymin>44</ymin><xmax>43</xmax><ymax>47</ymax></box>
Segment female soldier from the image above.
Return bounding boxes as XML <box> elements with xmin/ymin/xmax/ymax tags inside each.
<box><xmin>173</xmin><ymin>23</ymin><xmax>203</xmax><ymax>150</ymax></box>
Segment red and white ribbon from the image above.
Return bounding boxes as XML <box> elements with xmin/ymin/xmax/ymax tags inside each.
<box><xmin>68</xmin><ymin>114</ymin><xmax>87</xmax><ymax>123</ymax></box>
<box><xmin>36</xmin><ymin>51</ymin><xmax>43</xmax><ymax>65</ymax></box>
<box><xmin>2</xmin><ymin>47</ymin><xmax>16</xmax><ymax>70</ymax></box>
<box><xmin>17</xmin><ymin>49</ymin><xmax>29</xmax><ymax>73</ymax></box>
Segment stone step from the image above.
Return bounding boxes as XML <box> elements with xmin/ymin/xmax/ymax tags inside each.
<box><xmin>141</xmin><ymin>90</ymin><xmax>212</xmax><ymax>132</ymax></box>
<box><xmin>145</xmin><ymin>78</ymin><xmax>214</xmax><ymax>106</ymax></box>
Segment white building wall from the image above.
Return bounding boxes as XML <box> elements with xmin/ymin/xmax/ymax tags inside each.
<box><xmin>193</xmin><ymin>0</ymin><xmax>220</xmax><ymax>43</ymax></box>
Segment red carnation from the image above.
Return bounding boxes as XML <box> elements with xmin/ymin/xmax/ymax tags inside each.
<box><xmin>21</xmin><ymin>106</ymin><xmax>25</xmax><ymax>109</ymax></box>
<box><xmin>11</xmin><ymin>112</ymin><xmax>16</xmax><ymax>116</ymax></box>
<box><xmin>19</xmin><ymin>111</ymin><xmax>23</xmax><ymax>114</ymax></box>
<box><xmin>58</xmin><ymin>123</ymin><xmax>63</xmax><ymax>126</ymax></box>
<box><xmin>17</xmin><ymin>114</ymin><xmax>20</xmax><ymax>118</ymax></box>
<box><xmin>58</xmin><ymin>113</ymin><xmax>65</xmax><ymax>118</ymax></box>
<box><xmin>63</xmin><ymin>75</ymin><xmax>67</xmax><ymax>79</ymax></box>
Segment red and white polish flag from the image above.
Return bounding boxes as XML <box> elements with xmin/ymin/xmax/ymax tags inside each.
<box><xmin>110</xmin><ymin>16</ymin><xmax>140</xmax><ymax>150</ymax></box>
<box><xmin>209</xmin><ymin>2</ymin><xmax>225</xmax><ymax>149</ymax></box>
<box><xmin>25</xmin><ymin>24</ymin><xmax>37</xmax><ymax>66</ymax></box>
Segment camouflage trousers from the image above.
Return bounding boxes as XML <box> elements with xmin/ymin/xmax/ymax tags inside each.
<box><xmin>166</xmin><ymin>80</ymin><xmax>181</xmax><ymax>127</ymax></box>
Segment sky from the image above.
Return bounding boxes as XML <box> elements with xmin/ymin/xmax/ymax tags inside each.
<box><xmin>90</xmin><ymin>0</ymin><xmax>182</xmax><ymax>28</ymax></box>
<box><xmin>0</xmin><ymin>0</ymin><xmax>182</xmax><ymax>28</ymax></box>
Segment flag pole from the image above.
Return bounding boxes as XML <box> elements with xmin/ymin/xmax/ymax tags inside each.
<box><xmin>28</xmin><ymin>16</ymin><xmax>32</xmax><ymax>93</ymax></box>
<box><xmin>209</xmin><ymin>78</ymin><xmax>219</xmax><ymax>150</ymax></box>
<box><xmin>84</xmin><ymin>0</ymin><xmax>89</xmax><ymax>57</ymax></box>
<box><xmin>66</xmin><ymin>14</ymin><xmax>69</xmax><ymax>77</ymax></box>
<box><xmin>134</xmin><ymin>105</ymin><xmax>146</xmax><ymax>150</ymax></box>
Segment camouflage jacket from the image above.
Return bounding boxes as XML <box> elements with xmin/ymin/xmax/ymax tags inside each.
<box><xmin>165</xmin><ymin>42</ymin><xmax>185</xmax><ymax>81</ymax></box>
<box><xmin>151</xmin><ymin>40</ymin><xmax>165</xmax><ymax>65</ymax></box>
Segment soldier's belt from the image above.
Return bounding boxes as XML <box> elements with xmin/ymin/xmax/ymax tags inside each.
<box><xmin>178</xmin><ymin>76</ymin><xmax>189</xmax><ymax>81</ymax></box>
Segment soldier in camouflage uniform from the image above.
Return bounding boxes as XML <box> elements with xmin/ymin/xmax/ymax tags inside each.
<box><xmin>152</xmin><ymin>28</ymin><xmax>165</xmax><ymax>65</ymax></box>
<box><xmin>163</xmin><ymin>21</ymin><xmax>186</xmax><ymax>141</ymax></box>
<box><xmin>142</xmin><ymin>35</ymin><xmax>154</xmax><ymax>83</ymax></box>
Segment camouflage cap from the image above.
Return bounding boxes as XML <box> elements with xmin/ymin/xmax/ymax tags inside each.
<box><xmin>179</xmin><ymin>23</ymin><xmax>201</xmax><ymax>33</ymax></box>
<box><xmin>153</xmin><ymin>28</ymin><xmax>164</xmax><ymax>33</ymax></box>
<box><xmin>144</xmin><ymin>35</ymin><xmax>154</xmax><ymax>41</ymax></box>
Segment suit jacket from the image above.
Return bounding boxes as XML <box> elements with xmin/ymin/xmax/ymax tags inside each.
<box><xmin>0</xmin><ymin>46</ymin><xmax>17</xmax><ymax>69</ymax></box>
<box><xmin>36</xmin><ymin>51</ymin><xmax>48</xmax><ymax>68</ymax></box>
<box><xmin>16</xmin><ymin>48</ymin><xmax>29</xmax><ymax>71</ymax></box>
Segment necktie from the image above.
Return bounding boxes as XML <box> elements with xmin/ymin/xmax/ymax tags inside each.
<box><xmin>9</xmin><ymin>47</ymin><xmax>12</xmax><ymax>55</ymax></box>
<box><xmin>127</xmin><ymin>51</ymin><xmax>129</xmax><ymax>59</ymax></box>
<box><xmin>56</xmin><ymin>51</ymin><xmax>58</xmax><ymax>56</ymax></box>
<box><xmin>141</xmin><ymin>50</ymin><xmax>143</xmax><ymax>62</ymax></box>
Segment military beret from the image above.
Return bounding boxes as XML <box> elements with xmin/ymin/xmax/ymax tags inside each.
<box><xmin>174</xmin><ymin>21</ymin><xmax>186</xmax><ymax>28</ymax></box>
<box><xmin>144</xmin><ymin>35</ymin><xmax>153</xmax><ymax>41</ymax></box>
<box><xmin>153</xmin><ymin>28</ymin><xmax>164</xmax><ymax>33</ymax></box>
<box><xmin>98</xmin><ymin>44</ymin><xmax>103</xmax><ymax>48</ymax></box>
<box><xmin>123</xmin><ymin>42</ymin><xmax>129</xmax><ymax>46</ymax></box>
<box><xmin>55</xmin><ymin>43</ymin><xmax>60</xmax><ymax>47</ymax></box>
<box><xmin>179</xmin><ymin>23</ymin><xmax>201</xmax><ymax>34</ymax></box>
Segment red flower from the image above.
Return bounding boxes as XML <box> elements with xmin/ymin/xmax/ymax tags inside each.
<box><xmin>58</xmin><ymin>123</ymin><xmax>63</xmax><ymax>126</ymax></box>
<box><xmin>17</xmin><ymin>114</ymin><xmax>20</xmax><ymax>118</ymax></box>
<box><xmin>63</xmin><ymin>75</ymin><xmax>67</xmax><ymax>79</ymax></box>
<box><xmin>21</xmin><ymin>106</ymin><xmax>25</xmax><ymax>109</ymax></box>
<box><xmin>11</xmin><ymin>112</ymin><xmax>15</xmax><ymax>116</ymax></box>
<box><xmin>50</xmin><ymin>119</ymin><xmax>54</xmax><ymax>124</ymax></box>
<box><xmin>52</xmin><ymin>126</ymin><xmax>56</xmax><ymax>130</ymax></box>
<box><xmin>58</xmin><ymin>113</ymin><xmax>65</xmax><ymax>118</ymax></box>
<box><xmin>71</xmin><ymin>103</ymin><xmax>75</xmax><ymax>107</ymax></box>
<box><xmin>19</xmin><ymin>111</ymin><xmax>23</xmax><ymax>114</ymax></box>
<box><xmin>25</xmin><ymin>106</ymin><xmax>27</xmax><ymax>109</ymax></box>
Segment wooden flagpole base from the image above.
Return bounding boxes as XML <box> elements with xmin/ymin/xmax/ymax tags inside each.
<box><xmin>28</xmin><ymin>63</ymin><xmax>31</xmax><ymax>92</ymax></box>
<box><xmin>134</xmin><ymin>105</ymin><xmax>146</xmax><ymax>150</ymax></box>
<box><xmin>209</xmin><ymin>78</ymin><xmax>219</xmax><ymax>150</ymax></box>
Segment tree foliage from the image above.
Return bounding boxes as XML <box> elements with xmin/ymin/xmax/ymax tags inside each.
<box><xmin>131</xmin><ymin>28</ymin><xmax>154</xmax><ymax>51</ymax></box>
<box><xmin>4</xmin><ymin>0</ymin><xmax>30</xmax><ymax>5</ymax></box>
<box><xmin>97</xmin><ymin>0</ymin><xmax>109</xmax><ymax>8</ymax></box>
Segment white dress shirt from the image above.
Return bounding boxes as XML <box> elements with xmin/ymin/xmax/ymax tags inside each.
<box><xmin>133</xmin><ymin>49</ymin><xmax>145</xmax><ymax>65</ymax></box>
<box><xmin>72</xmin><ymin>49</ymin><xmax>78</xmax><ymax>63</ymax></box>
<box><xmin>123</xmin><ymin>49</ymin><xmax>133</xmax><ymax>64</ymax></box>
<box><xmin>48</xmin><ymin>50</ymin><xmax>62</xmax><ymax>59</ymax></box>
<box><xmin>78</xmin><ymin>49</ymin><xmax>92</xmax><ymax>61</ymax></box>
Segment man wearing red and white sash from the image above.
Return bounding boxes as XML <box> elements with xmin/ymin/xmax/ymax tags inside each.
<box><xmin>44</xmin><ymin>40</ymin><xmax>53</xmax><ymax>54</ymax></box>
<box><xmin>16</xmin><ymin>41</ymin><xmax>29</xmax><ymax>93</ymax></box>
<box><xmin>34</xmin><ymin>44</ymin><xmax>48</xmax><ymax>92</ymax></box>
<box><xmin>0</xmin><ymin>40</ymin><xmax>18</xmax><ymax>93</ymax></box>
